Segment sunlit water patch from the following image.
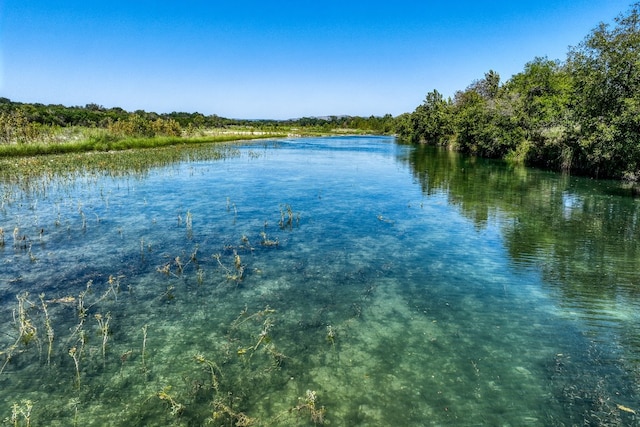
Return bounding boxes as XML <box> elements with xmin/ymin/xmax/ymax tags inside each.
<box><xmin>0</xmin><ymin>136</ymin><xmax>638</xmax><ymax>426</ymax></box>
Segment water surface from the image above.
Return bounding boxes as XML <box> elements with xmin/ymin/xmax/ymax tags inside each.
<box><xmin>0</xmin><ymin>136</ymin><xmax>638</xmax><ymax>426</ymax></box>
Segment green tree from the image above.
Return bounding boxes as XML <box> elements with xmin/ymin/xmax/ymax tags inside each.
<box><xmin>568</xmin><ymin>3</ymin><xmax>640</xmax><ymax>178</ymax></box>
<box><xmin>505</xmin><ymin>57</ymin><xmax>574</xmax><ymax>168</ymax></box>
<box><xmin>402</xmin><ymin>90</ymin><xmax>453</xmax><ymax>144</ymax></box>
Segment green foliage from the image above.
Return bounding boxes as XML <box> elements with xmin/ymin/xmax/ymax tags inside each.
<box><xmin>401</xmin><ymin>3</ymin><xmax>640</xmax><ymax>181</ymax></box>
<box><xmin>107</xmin><ymin>114</ymin><xmax>182</xmax><ymax>138</ymax></box>
<box><xmin>567</xmin><ymin>3</ymin><xmax>640</xmax><ymax>178</ymax></box>
<box><xmin>0</xmin><ymin>97</ymin><xmax>399</xmax><ymax>158</ymax></box>
<box><xmin>0</xmin><ymin>109</ymin><xmax>41</xmax><ymax>144</ymax></box>
<box><xmin>399</xmin><ymin>90</ymin><xmax>453</xmax><ymax>144</ymax></box>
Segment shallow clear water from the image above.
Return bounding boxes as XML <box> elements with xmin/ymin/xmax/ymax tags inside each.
<box><xmin>0</xmin><ymin>136</ymin><xmax>639</xmax><ymax>426</ymax></box>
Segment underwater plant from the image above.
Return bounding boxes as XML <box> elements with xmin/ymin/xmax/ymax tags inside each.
<box><xmin>291</xmin><ymin>390</ymin><xmax>326</xmax><ymax>425</ymax></box>
<box><xmin>16</xmin><ymin>293</ymin><xmax>38</xmax><ymax>347</ymax></box>
<box><xmin>210</xmin><ymin>399</ymin><xmax>256</xmax><ymax>427</ymax></box>
<box><xmin>10</xmin><ymin>400</ymin><xmax>33</xmax><ymax>427</ymax></box>
<box><xmin>156</xmin><ymin>386</ymin><xmax>185</xmax><ymax>416</ymax></box>
<box><xmin>39</xmin><ymin>294</ymin><xmax>54</xmax><ymax>366</ymax></box>
<box><xmin>194</xmin><ymin>353</ymin><xmax>222</xmax><ymax>392</ymax></box>
<box><xmin>213</xmin><ymin>252</ymin><xmax>245</xmax><ymax>283</ymax></box>
<box><xmin>68</xmin><ymin>346</ymin><xmax>81</xmax><ymax>388</ymax></box>
<box><xmin>278</xmin><ymin>203</ymin><xmax>300</xmax><ymax>229</ymax></box>
<box><xmin>326</xmin><ymin>325</ymin><xmax>336</xmax><ymax>347</ymax></box>
<box><xmin>0</xmin><ymin>293</ymin><xmax>39</xmax><ymax>375</ymax></box>
<box><xmin>95</xmin><ymin>312</ymin><xmax>111</xmax><ymax>364</ymax></box>
<box><xmin>259</xmin><ymin>231</ymin><xmax>279</xmax><ymax>247</ymax></box>
<box><xmin>141</xmin><ymin>324</ymin><xmax>148</xmax><ymax>373</ymax></box>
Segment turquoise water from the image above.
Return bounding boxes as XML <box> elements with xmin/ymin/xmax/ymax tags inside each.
<box><xmin>0</xmin><ymin>136</ymin><xmax>638</xmax><ymax>425</ymax></box>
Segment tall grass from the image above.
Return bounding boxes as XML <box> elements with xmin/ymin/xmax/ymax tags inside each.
<box><xmin>0</xmin><ymin>132</ymin><xmax>285</xmax><ymax>158</ymax></box>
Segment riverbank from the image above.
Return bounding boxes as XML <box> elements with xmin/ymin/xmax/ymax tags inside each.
<box><xmin>0</xmin><ymin>126</ymin><xmax>384</xmax><ymax>159</ymax></box>
<box><xmin>0</xmin><ymin>131</ymin><xmax>288</xmax><ymax>158</ymax></box>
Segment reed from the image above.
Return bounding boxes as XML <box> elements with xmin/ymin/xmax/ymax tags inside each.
<box><xmin>185</xmin><ymin>210</ymin><xmax>194</xmax><ymax>239</ymax></box>
<box><xmin>141</xmin><ymin>324</ymin><xmax>148</xmax><ymax>372</ymax></box>
<box><xmin>69</xmin><ymin>346</ymin><xmax>81</xmax><ymax>388</ymax></box>
<box><xmin>10</xmin><ymin>400</ymin><xmax>33</xmax><ymax>427</ymax></box>
<box><xmin>0</xmin><ymin>227</ymin><xmax>4</xmax><ymax>246</ymax></box>
<box><xmin>68</xmin><ymin>397</ymin><xmax>80</xmax><ymax>427</ymax></box>
<box><xmin>107</xmin><ymin>275</ymin><xmax>120</xmax><ymax>302</ymax></box>
<box><xmin>185</xmin><ymin>210</ymin><xmax>192</xmax><ymax>229</ymax></box>
<box><xmin>0</xmin><ymin>293</ymin><xmax>42</xmax><ymax>375</ymax></box>
<box><xmin>95</xmin><ymin>312</ymin><xmax>111</xmax><ymax>364</ymax></box>
<box><xmin>16</xmin><ymin>292</ymin><xmax>38</xmax><ymax>347</ymax></box>
<box><xmin>39</xmin><ymin>294</ymin><xmax>54</xmax><ymax>366</ymax></box>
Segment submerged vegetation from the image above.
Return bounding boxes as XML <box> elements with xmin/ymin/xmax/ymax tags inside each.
<box><xmin>398</xmin><ymin>3</ymin><xmax>640</xmax><ymax>182</ymax></box>
<box><xmin>1</xmin><ymin>136</ymin><xmax>639</xmax><ymax>425</ymax></box>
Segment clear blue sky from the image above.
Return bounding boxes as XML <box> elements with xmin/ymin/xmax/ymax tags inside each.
<box><xmin>0</xmin><ymin>1</ymin><xmax>632</xmax><ymax>119</ymax></box>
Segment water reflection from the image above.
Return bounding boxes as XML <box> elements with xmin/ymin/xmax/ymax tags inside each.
<box><xmin>403</xmin><ymin>142</ymin><xmax>640</xmax><ymax>373</ymax></box>
<box><xmin>1</xmin><ymin>137</ymin><xmax>639</xmax><ymax>425</ymax></box>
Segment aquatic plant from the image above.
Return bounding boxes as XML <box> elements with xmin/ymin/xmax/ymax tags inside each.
<box><xmin>213</xmin><ymin>252</ymin><xmax>245</xmax><ymax>283</ymax></box>
<box><xmin>141</xmin><ymin>324</ymin><xmax>148</xmax><ymax>373</ymax></box>
<box><xmin>157</xmin><ymin>246</ymin><xmax>199</xmax><ymax>278</ymax></box>
<box><xmin>240</xmin><ymin>234</ymin><xmax>254</xmax><ymax>252</ymax></box>
<box><xmin>67</xmin><ymin>398</ymin><xmax>80</xmax><ymax>427</ymax></box>
<box><xmin>95</xmin><ymin>312</ymin><xmax>111</xmax><ymax>364</ymax></box>
<box><xmin>27</xmin><ymin>243</ymin><xmax>37</xmax><ymax>263</ymax></box>
<box><xmin>210</xmin><ymin>399</ymin><xmax>256</xmax><ymax>427</ymax></box>
<box><xmin>185</xmin><ymin>210</ymin><xmax>193</xmax><ymax>239</ymax></box>
<box><xmin>9</xmin><ymin>400</ymin><xmax>33</xmax><ymax>427</ymax></box>
<box><xmin>162</xmin><ymin>285</ymin><xmax>175</xmax><ymax>301</ymax></box>
<box><xmin>16</xmin><ymin>293</ymin><xmax>38</xmax><ymax>347</ymax></box>
<box><xmin>230</xmin><ymin>306</ymin><xmax>288</xmax><ymax>371</ymax></box>
<box><xmin>291</xmin><ymin>390</ymin><xmax>326</xmax><ymax>425</ymax></box>
<box><xmin>68</xmin><ymin>346</ymin><xmax>81</xmax><ymax>388</ymax></box>
<box><xmin>259</xmin><ymin>231</ymin><xmax>279</xmax><ymax>247</ymax></box>
<box><xmin>326</xmin><ymin>325</ymin><xmax>336</xmax><ymax>347</ymax></box>
<box><xmin>156</xmin><ymin>386</ymin><xmax>185</xmax><ymax>416</ymax></box>
<box><xmin>39</xmin><ymin>294</ymin><xmax>54</xmax><ymax>366</ymax></box>
<box><xmin>0</xmin><ymin>293</ymin><xmax>38</xmax><ymax>375</ymax></box>
<box><xmin>11</xmin><ymin>227</ymin><xmax>30</xmax><ymax>250</ymax></box>
<box><xmin>279</xmin><ymin>203</ymin><xmax>300</xmax><ymax>229</ymax></box>
<box><xmin>194</xmin><ymin>353</ymin><xmax>222</xmax><ymax>392</ymax></box>
<box><xmin>107</xmin><ymin>275</ymin><xmax>121</xmax><ymax>302</ymax></box>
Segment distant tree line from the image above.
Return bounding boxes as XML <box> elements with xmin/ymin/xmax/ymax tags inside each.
<box><xmin>398</xmin><ymin>3</ymin><xmax>640</xmax><ymax>181</ymax></box>
<box><xmin>0</xmin><ymin>96</ymin><xmax>396</xmax><ymax>145</ymax></box>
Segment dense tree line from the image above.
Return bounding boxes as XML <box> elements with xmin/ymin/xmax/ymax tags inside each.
<box><xmin>0</xmin><ymin>96</ymin><xmax>395</xmax><ymax>145</ymax></box>
<box><xmin>398</xmin><ymin>3</ymin><xmax>640</xmax><ymax>181</ymax></box>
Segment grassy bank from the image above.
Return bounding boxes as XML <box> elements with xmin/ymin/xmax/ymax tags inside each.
<box><xmin>0</xmin><ymin>132</ymin><xmax>287</xmax><ymax>158</ymax></box>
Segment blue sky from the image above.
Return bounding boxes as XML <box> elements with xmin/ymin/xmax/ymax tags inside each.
<box><xmin>0</xmin><ymin>1</ymin><xmax>632</xmax><ymax>119</ymax></box>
